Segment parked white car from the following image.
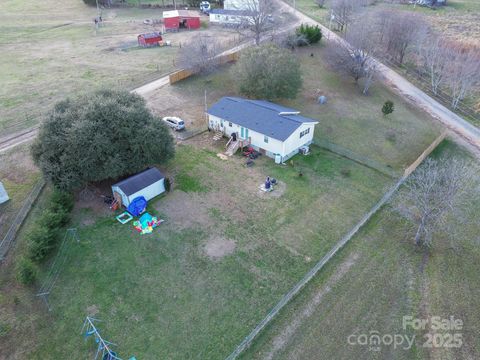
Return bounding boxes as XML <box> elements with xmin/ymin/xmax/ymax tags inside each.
<box><xmin>162</xmin><ymin>116</ymin><xmax>185</xmax><ymax>131</ymax></box>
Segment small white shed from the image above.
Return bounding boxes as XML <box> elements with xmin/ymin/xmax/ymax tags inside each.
<box><xmin>0</xmin><ymin>181</ymin><xmax>9</xmax><ymax>204</ymax></box>
<box><xmin>111</xmin><ymin>168</ymin><xmax>165</xmax><ymax>208</ymax></box>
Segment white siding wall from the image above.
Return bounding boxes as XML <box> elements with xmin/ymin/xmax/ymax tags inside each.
<box><xmin>112</xmin><ymin>179</ymin><xmax>165</xmax><ymax>207</ymax></box>
<box><xmin>283</xmin><ymin>123</ymin><xmax>316</xmax><ymax>158</ymax></box>
<box><xmin>209</xmin><ymin>13</ymin><xmax>244</xmax><ymax>24</ymax></box>
<box><xmin>209</xmin><ymin>114</ymin><xmax>283</xmax><ymax>158</ymax></box>
<box><xmin>208</xmin><ymin>114</ymin><xmax>317</xmax><ymax>160</ymax></box>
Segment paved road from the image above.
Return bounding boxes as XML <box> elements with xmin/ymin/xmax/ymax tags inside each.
<box><xmin>285</xmin><ymin>2</ymin><xmax>480</xmax><ymax>150</ymax></box>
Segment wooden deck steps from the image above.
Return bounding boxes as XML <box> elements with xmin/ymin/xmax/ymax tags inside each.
<box><xmin>225</xmin><ymin>140</ymin><xmax>240</xmax><ymax>156</ymax></box>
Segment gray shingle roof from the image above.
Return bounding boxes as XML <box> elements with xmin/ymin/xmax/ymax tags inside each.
<box><xmin>113</xmin><ymin>167</ymin><xmax>164</xmax><ymax>196</ymax></box>
<box><xmin>207</xmin><ymin>97</ymin><xmax>318</xmax><ymax>141</ymax></box>
<box><xmin>209</xmin><ymin>9</ymin><xmax>253</xmax><ymax>16</ymax></box>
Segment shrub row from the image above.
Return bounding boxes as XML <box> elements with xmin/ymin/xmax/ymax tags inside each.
<box><xmin>16</xmin><ymin>189</ymin><xmax>74</xmax><ymax>285</ymax></box>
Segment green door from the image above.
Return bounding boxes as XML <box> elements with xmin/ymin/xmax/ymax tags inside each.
<box><xmin>241</xmin><ymin>127</ymin><xmax>248</xmax><ymax>139</ymax></box>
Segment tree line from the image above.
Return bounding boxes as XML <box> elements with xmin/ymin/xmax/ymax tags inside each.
<box><xmin>323</xmin><ymin>0</ymin><xmax>480</xmax><ymax>108</ymax></box>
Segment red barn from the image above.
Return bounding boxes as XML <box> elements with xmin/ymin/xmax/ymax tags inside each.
<box><xmin>163</xmin><ymin>10</ymin><xmax>201</xmax><ymax>31</ymax></box>
<box><xmin>138</xmin><ymin>32</ymin><xmax>163</xmax><ymax>47</ymax></box>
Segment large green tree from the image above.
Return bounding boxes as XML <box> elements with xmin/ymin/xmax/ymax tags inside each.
<box><xmin>32</xmin><ymin>90</ymin><xmax>174</xmax><ymax>191</ymax></box>
<box><xmin>234</xmin><ymin>43</ymin><xmax>303</xmax><ymax>100</ymax></box>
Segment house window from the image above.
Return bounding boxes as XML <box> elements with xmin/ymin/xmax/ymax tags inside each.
<box><xmin>229</xmin><ymin>122</ymin><xmax>232</xmax><ymax>127</ymax></box>
<box><xmin>264</xmin><ymin>136</ymin><xmax>269</xmax><ymax>143</ymax></box>
<box><xmin>300</xmin><ymin>128</ymin><xmax>310</xmax><ymax>138</ymax></box>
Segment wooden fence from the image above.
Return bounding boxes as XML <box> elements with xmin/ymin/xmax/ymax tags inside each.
<box><xmin>404</xmin><ymin>131</ymin><xmax>447</xmax><ymax>177</ymax></box>
<box><xmin>169</xmin><ymin>51</ymin><xmax>240</xmax><ymax>85</ymax></box>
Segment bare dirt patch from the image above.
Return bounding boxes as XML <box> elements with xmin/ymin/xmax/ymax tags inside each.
<box><xmin>73</xmin><ymin>185</ymin><xmax>111</xmax><ymax>217</ymax></box>
<box><xmin>154</xmin><ymin>190</ymin><xmax>211</xmax><ymax>230</ymax></box>
<box><xmin>204</xmin><ymin>236</ymin><xmax>236</xmax><ymax>259</ymax></box>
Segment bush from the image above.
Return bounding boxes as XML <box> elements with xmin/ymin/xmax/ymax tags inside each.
<box><xmin>27</xmin><ymin>226</ymin><xmax>58</xmax><ymax>262</ymax></box>
<box><xmin>296</xmin><ymin>24</ymin><xmax>322</xmax><ymax>46</ymax></box>
<box><xmin>340</xmin><ymin>168</ymin><xmax>351</xmax><ymax>177</ymax></box>
<box><xmin>31</xmin><ymin>90</ymin><xmax>175</xmax><ymax>191</ymax></box>
<box><xmin>235</xmin><ymin>44</ymin><xmax>302</xmax><ymax>100</ymax></box>
<box><xmin>382</xmin><ymin>100</ymin><xmax>395</xmax><ymax>117</ymax></box>
<box><xmin>50</xmin><ymin>190</ymin><xmax>74</xmax><ymax>213</ymax></box>
<box><xmin>16</xmin><ymin>258</ymin><xmax>37</xmax><ymax>285</ymax></box>
<box><xmin>40</xmin><ymin>209</ymin><xmax>71</xmax><ymax>229</ymax></box>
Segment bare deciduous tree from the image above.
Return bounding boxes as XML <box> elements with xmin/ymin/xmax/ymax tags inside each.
<box><xmin>331</xmin><ymin>0</ymin><xmax>373</xmax><ymax>33</ymax></box>
<box><xmin>394</xmin><ymin>157</ymin><xmax>477</xmax><ymax>248</ymax></box>
<box><xmin>445</xmin><ymin>46</ymin><xmax>480</xmax><ymax>109</ymax></box>
<box><xmin>331</xmin><ymin>0</ymin><xmax>356</xmax><ymax>33</ymax></box>
<box><xmin>418</xmin><ymin>36</ymin><xmax>450</xmax><ymax>95</ymax></box>
<box><xmin>176</xmin><ymin>34</ymin><xmax>224</xmax><ymax>74</ymax></box>
<box><xmin>326</xmin><ymin>22</ymin><xmax>378</xmax><ymax>94</ymax></box>
<box><xmin>237</xmin><ymin>0</ymin><xmax>276</xmax><ymax>45</ymax></box>
<box><xmin>375</xmin><ymin>10</ymin><xmax>427</xmax><ymax>64</ymax></box>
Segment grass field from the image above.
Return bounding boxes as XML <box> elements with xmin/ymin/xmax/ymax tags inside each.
<box><xmin>156</xmin><ymin>45</ymin><xmax>440</xmax><ymax>172</ymax></box>
<box><xmin>0</xmin><ymin>0</ymin><xmax>234</xmax><ymax>136</ymax></box>
<box><xmin>0</xmin><ymin>144</ymin><xmax>41</xmax><ymax>240</ymax></box>
<box><xmin>0</xmin><ymin>142</ymin><xmax>394</xmax><ymax>358</ymax></box>
<box><xmin>241</xmin><ymin>140</ymin><xmax>480</xmax><ymax>360</ymax></box>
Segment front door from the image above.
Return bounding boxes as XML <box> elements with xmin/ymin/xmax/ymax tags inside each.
<box><xmin>240</xmin><ymin>127</ymin><xmax>249</xmax><ymax>140</ymax></box>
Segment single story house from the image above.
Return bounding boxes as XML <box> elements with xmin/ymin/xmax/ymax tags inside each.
<box><xmin>207</xmin><ymin>97</ymin><xmax>319</xmax><ymax>162</ymax></box>
<box><xmin>111</xmin><ymin>167</ymin><xmax>165</xmax><ymax>208</ymax></box>
<box><xmin>209</xmin><ymin>9</ymin><xmax>252</xmax><ymax>25</ymax></box>
<box><xmin>163</xmin><ymin>10</ymin><xmax>201</xmax><ymax>31</ymax></box>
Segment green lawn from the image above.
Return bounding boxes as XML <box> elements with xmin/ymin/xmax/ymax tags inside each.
<box><xmin>242</xmin><ymin>140</ymin><xmax>480</xmax><ymax>360</ymax></box>
<box><xmin>0</xmin><ymin>143</ymin><xmax>393</xmax><ymax>359</ymax></box>
<box><xmin>0</xmin><ymin>144</ymin><xmax>41</xmax><ymax>240</ymax></box>
<box><xmin>170</xmin><ymin>45</ymin><xmax>440</xmax><ymax>172</ymax></box>
<box><xmin>0</xmin><ymin>0</ymin><xmax>226</xmax><ymax>136</ymax></box>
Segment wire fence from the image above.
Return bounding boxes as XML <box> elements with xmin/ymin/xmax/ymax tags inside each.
<box><xmin>37</xmin><ymin>228</ymin><xmax>79</xmax><ymax>311</ymax></box>
<box><xmin>225</xmin><ymin>134</ymin><xmax>448</xmax><ymax>359</ymax></box>
<box><xmin>0</xmin><ymin>180</ymin><xmax>45</xmax><ymax>261</ymax></box>
<box><xmin>315</xmin><ymin>139</ymin><xmax>400</xmax><ymax>178</ymax></box>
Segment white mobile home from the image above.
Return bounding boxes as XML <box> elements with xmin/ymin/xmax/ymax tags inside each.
<box><xmin>111</xmin><ymin>167</ymin><xmax>165</xmax><ymax>208</ymax></box>
<box><xmin>209</xmin><ymin>9</ymin><xmax>251</xmax><ymax>25</ymax></box>
<box><xmin>207</xmin><ymin>97</ymin><xmax>318</xmax><ymax>162</ymax></box>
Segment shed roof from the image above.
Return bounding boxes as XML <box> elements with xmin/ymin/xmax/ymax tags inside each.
<box><xmin>113</xmin><ymin>168</ymin><xmax>165</xmax><ymax>197</ymax></box>
<box><xmin>138</xmin><ymin>32</ymin><xmax>162</xmax><ymax>39</ymax></box>
<box><xmin>163</xmin><ymin>10</ymin><xmax>200</xmax><ymax>18</ymax></box>
<box><xmin>207</xmin><ymin>97</ymin><xmax>318</xmax><ymax>141</ymax></box>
